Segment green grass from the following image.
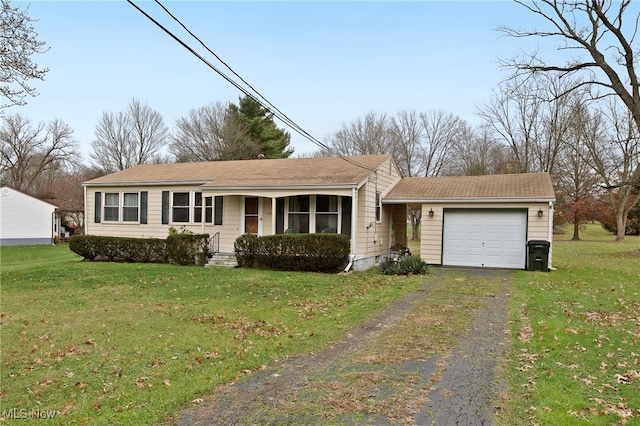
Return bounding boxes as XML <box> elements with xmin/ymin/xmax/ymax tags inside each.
<box><xmin>496</xmin><ymin>224</ymin><xmax>640</xmax><ymax>425</ymax></box>
<box><xmin>0</xmin><ymin>244</ymin><xmax>426</xmax><ymax>425</ymax></box>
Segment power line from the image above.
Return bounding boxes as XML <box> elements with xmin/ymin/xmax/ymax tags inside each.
<box><xmin>126</xmin><ymin>0</ymin><xmax>376</xmax><ymax>172</ymax></box>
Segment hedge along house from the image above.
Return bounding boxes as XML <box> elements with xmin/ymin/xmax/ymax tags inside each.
<box><xmin>83</xmin><ymin>154</ymin><xmax>406</xmax><ymax>271</ymax></box>
<box><xmin>82</xmin><ymin>154</ymin><xmax>556</xmax><ymax>271</ymax></box>
<box><xmin>383</xmin><ymin>173</ymin><xmax>556</xmax><ymax>269</ymax></box>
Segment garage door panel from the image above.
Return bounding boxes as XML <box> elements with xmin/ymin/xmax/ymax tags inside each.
<box><xmin>443</xmin><ymin>210</ymin><xmax>527</xmax><ymax>269</ymax></box>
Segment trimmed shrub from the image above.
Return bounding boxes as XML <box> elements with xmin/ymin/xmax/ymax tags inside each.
<box><xmin>234</xmin><ymin>233</ymin><xmax>350</xmax><ymax>273</ymax></box>
<box><xmin>234</xmin><ymin>233</ymin><xmax>258</xmax><ymax>267</ymax></box>
<box><xmin>379</xmin><ymin>255</ymin><xmax>430</xmax><ymax>275</ymax></box>
<box><xmin>69</xmin><ymin>235</ymin><xmax>169</xmax><ymax>264</ymax></box>
<box><xmin>166</xmin><ymin>233</ymin><xmax>209</xmax><ymax>266</ymax></box>
<box><xmin>69</xmin><ymin>235</ymin><xmax>100</xmax><ymax>260</ymax></box>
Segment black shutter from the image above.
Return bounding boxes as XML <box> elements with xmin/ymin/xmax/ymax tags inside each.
<box><xmin>161</xmin><ymin>191</ymin><xmax>169</xmax><ymax>224</ymax></box>
<box><xmin>140</xmin><ymin>191</ymin><xmax>148</xmax><ymax>224</ymax></box>
<box><xmin>95</xmin><ymin>192</ymin><xmax>102</xmax><ymax>223</ymax></box>
<box><xmin>214</xmin><ymin>195</ymin><xmax>223</xmax><ymax>225</ymax></box>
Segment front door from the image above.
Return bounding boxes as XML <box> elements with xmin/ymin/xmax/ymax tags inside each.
<box><xmin>244</xmin><ymin>197</ymin><xmax>260</xmax><ymax>234</ymax></box>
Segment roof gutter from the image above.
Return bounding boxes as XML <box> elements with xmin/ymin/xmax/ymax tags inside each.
<box><xmin>382</xmin><ymin>197</ymin><xmax>557</xmax><ymax>204</ymax></box>
<box><xmin>199</xmin><ymin>184</ymin><xmax>359</xmax><ymax>191</ymax></box>
<box><xmin>83</xmin><ymin>181</ymin><xmax>209</xmax><ymax>188</ymax></box>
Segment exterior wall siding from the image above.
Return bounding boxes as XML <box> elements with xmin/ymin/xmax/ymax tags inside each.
<box><xmin>1</xmin><ymin>187</ymin><xmax>57</xmax><ymax>245</ymax></box>
<box><xmin>419</xmin><ymin>202</ymin><xmax>554</xmax><ymax>267</ymax></box>
<box><xmin>355</xmin><ymin>157</ymin><xmax>402</xmax><ymax>264</ymax></box>
<box><xmin>85</xmin><ymin>186</ymin><xmax>241</xmax><ymax>252</ymax></box>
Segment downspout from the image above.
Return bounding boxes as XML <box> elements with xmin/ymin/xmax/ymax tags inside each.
<box><xmin>83</xmin><ymin>185</ymin><xmax>88</xmax><ymax>235</ymax></box>
<box><xmin>51</xmin><ymin>210</ymin><xmax>57</xmax><ymax>245</ymax></box>
<box><xmin>548</xmin><ymin>201</ymin><xmax>554</xmax><ymax>270</ymax></box>
<box><xmin>344</xmin><ymin>187</ymin><xmax>358</xmax><ymax>272</ymax></box>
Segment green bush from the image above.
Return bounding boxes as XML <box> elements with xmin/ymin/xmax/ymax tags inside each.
<box><xmin>234</xmin><ymin>233</ymin><xmax>258</xmax><ymax>267</ymax></box>
<box><xmin>69</xmin><ymin>235</ymin><xmax>171</xmax><ymax>264</ymax></box>
<box><xmin>234</xmin><ymin>233</ymin><xmax>350</xmax><ymax>273</ymax></box>
<box><xmin>69</xmin><ymin>235</ymin><xmax>100</xmax><ymax>260</ymax></box>
<box><xmin>379</xmin><ymin>255</ymin><xmax>430</xmax><ymax>275</ymax></box>
<box><xmin>166</xmin><ymin>233</ymin><xmax>209</xmax><ymax>266</ymax></box>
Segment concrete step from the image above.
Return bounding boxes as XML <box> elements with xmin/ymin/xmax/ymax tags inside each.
<box><xmin>205</xmin><ymin>252</ymin><xmax>238</xmax><ymax>268</ymax></box>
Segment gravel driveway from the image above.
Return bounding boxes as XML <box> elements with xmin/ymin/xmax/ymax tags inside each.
<box><xmin>173</xmin><ymin>268</ymin><xmax>512</xmax><ymax>426</ymax></box>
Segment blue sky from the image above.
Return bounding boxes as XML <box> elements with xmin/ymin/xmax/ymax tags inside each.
<box><xmin>12</xmin><ymin>1</ymin><xmax>545</xmax><ymax>160</ymax></box>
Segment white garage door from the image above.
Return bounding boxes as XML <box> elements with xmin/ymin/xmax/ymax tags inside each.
<box><xmin>443</xmin><ymin>210</ymin><xmax>527</xmax><ymax>269</ymax></box>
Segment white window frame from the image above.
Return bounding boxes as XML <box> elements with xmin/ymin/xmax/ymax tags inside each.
<box><xmin>315</xmin><ymin>195</ymin><xmax>339</xmax><ymax>233</ymax></box>
<box><xmin>122</xmin><ymin>192</ymin><xmax>139</xmax><ymax>222</ymax></box>
<box><xmin>284</xmin><ymin>195</ymin><xmax>343</xmax><ymax>233</ymax></box>
<box><xmin>102</xmin><ymin>192</ymin><xmax>143</xmax><ymax>223</ymax></box>
<box><xmin>103</xmin><ymin>192</ymin><xmax>120</xmax><ymax>222</ymax></box>
<box><xmin>171</xmin><ymin>191</ymin><xmax>190</xmax><ymax>223</ymax></box>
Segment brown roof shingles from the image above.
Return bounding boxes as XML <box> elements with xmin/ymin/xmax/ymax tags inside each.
<box><xmin>84</xmin><ymin>154</ymin><xmax>390</xmax><ymax>187</ymax></box>
<box><xmin>385</xmin><ymin>173</ymin><xmax>556</xmax><ymax>201</ymax></box>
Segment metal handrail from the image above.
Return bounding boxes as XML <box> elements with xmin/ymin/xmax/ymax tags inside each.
<box><xmin>209</xmin><ymin>232</ymin><xmax>220</xmax><ymax>255</ymax></box>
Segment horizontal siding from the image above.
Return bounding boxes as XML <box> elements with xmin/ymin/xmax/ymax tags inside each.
<box><xmin>85</xmin><ymin>186</ymin><xmax>241</xmax><ymax>248</ymax></box>
<box><xmin>419</xmin><ymin>202</ymin><xmax>554</xmax><ymax>265</ymax></box>
<box><xmin>217</xmin><ymin>196</ymin><xmax>241</xmax><ymax>253</ymax></box>
<box><xmin>1</xmin><ymin>189</ymin><xmax>56</xmax><ymax>241</ymax></box>
<box><xmin>355</xmin><ymin>158</ymin><xmax>403</xmax><ymax>259</ymax></box>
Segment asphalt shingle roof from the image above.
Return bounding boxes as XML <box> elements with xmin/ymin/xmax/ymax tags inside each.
<box><xmin>385</xmin><ymin>173</ymin><xmax>556</xmax><ymax>201</ymax></box>
<box><xmin>84</xmin><ymin>155</ymin><xmax>391</xmax><ymax>188</ymax></box>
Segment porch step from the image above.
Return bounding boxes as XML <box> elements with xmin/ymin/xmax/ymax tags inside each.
<box><xmin>205</xmin><ymin>252</ymin><xmax>238</xmax><ymax>268</ymax></box>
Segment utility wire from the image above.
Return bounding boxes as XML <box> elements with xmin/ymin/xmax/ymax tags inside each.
<box><xmin>126</xmin><ymin>0</ymin><xmax>377</xmax><ymax>172</ymax></box>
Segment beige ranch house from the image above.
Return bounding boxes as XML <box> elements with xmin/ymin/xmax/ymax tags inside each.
<box><xmin>83</xmin><ymin>154</ymin><xmax>556</xmax><ymax>271</ymax></box>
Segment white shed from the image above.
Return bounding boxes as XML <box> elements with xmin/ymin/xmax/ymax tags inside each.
<box><xmin>0</xmin><ymin>185</ymin><xmax>60</xmax><ymax>246</ymax></box>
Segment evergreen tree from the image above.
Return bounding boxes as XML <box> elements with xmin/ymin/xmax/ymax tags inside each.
<box><xmin>228</xmin><ymin>96</ymin><xmax>293</xmax><ymax>158</ymax></box>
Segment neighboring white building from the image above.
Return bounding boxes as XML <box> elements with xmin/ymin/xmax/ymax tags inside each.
<box><xmin>0</xmin><ymin>185</ymin><xmax>60</xmax><ymax>246</ymax></box>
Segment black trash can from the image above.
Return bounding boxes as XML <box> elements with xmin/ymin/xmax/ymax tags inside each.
<box><xmin>527</xmin><ymin>240</ymin><xmax>550</xmax><ymax>271</ymax></box>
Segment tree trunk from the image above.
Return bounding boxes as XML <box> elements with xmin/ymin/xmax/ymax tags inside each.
<box><xmin>615</xmin><ymin>210</ymin><xmax>627</xmax><ymax>242</ymax></box>
<box><xmin>409</xmin><ymin>209</ymin><xmax>421</xmax><ymax>241</ymax></box>
<box><xmin>572</xmin><ymin>211</ymin><xmax>580</xmax><ymax>241</ymax></box>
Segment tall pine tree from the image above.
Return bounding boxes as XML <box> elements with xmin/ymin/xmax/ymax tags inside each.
<box><xmin>228</xmin><ymin>96</ymin><xmax>294</xmax><ymax>159</ymax></box>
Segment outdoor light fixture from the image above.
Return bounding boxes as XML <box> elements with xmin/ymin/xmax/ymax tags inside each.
<box><xmin>538</xmin><ymin>208</ymin><xmax>544</xmax><ymax>217</ymax></box>
<box><xmin>429</xmin><ymin>208</ymin><xmax>434</xmax><ymax>217</ymax></box>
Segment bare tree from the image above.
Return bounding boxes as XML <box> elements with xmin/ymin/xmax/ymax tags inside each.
<box><xmin>326</xmin><ymin>111</ymin><xmax>393</xmax><ymax>156</ymax></box>
<box><xmin>0</xmin><ymin>0</ymin><xmax>48</xmax><ymax>109</ymax></box>
<box><xmin>503</xmin><ymin>1</ymin><xmax>640</xmax><ymax>133</ymax></box>
<box><xmin>478</xmin><ymin>74</ymin><xmax>590</xmax><ymax>175</ymax></box>
<box><xmin>169</xmin><ymin>102</ymin><xmax>260</xmax><ymax>162</ymax></box>
<box><xmin>446</xmin><ymin>125</ymin><xmax>507</xmax><ymax>176</ymax></box>
<box><xmin>501</xmin><ymin>1</ymin><xmax>640</xmax><ymax>240</ymax></box>
<box><xmin>0</xmin><ymin>113</ymin><xmax>77</xmax><ymax>194</ymax></box>
<box><xmin>90</xmin><ymin>98</ymin><xmax>169</xmax><ymax>172</ymax></box>
<box><xmin>555</xmin><ymin>103</ymin><xmax>603</xmax><ymax>240</ymax></box>
<box><xmin>477</xmin><ymin>76</ymin><xmax>544</xmax><ymax>173</ymax></box>
<box><xmin>420</xmin><ymin>110</ymin><xmax>465</xmax><ymax>177</ymax></box>
<box><xmin>584</xmin><ymin>101</ymin><xmax>640</xmax><ymax>241</ymax></box>
<box><xmin>389</xmin><ymin>110</ymin><xmax>425</xmax><ymax>177</ymax></box>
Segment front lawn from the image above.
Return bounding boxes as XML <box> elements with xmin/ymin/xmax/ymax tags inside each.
<box><xmin>0</xmin><ymin>245</ymin><xmax>426</xmax><ymax>425</ymax></box>
<box><xmin>497</xmin><ymin>225</ymin><xmax>640</xmax><ymax>424</ymax></box>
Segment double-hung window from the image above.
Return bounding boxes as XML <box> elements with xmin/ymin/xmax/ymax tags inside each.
<box><xmin>123</xmin><ymin>193</ymin><xmax>139</xmax><ymax>222</ymax></box>
<box><xmin>288</xmin><ymin>195</ymin><xmax>310</xmax><ymax>233</ymax></box>
<box><xmin>95</xmin><ymin>191</ymin><xmax>146</xmax><ymax>224</ymax></box>
<box><xmin>104</xmin><ymin>193</ymin><xmax>120</xmax><ymax>221</ymax></box>
<box><xmin>316</xmin><ymin>195</ymin><xmax>338</xmax><ymax>233</ymax></box>
<box><xmin>194</xmin><ymin>194</ymin><xmax>215</xmax><ymax>224</ymax></box>
<box><xmin>172</xmin><ymin>192</ymin><xmax>190</xmax><ymax>223</ymax></box>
